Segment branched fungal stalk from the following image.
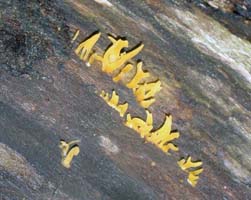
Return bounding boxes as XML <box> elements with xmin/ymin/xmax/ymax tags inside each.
<box><xmin>125</xmin><ymin>110</ymin><xmax>153</xmax><ymax>138</ymax></box>
<box><xmin>147</xmin><ymin>115</ymin><xmax>179</xmax><ymax>153</ymax></box>
<box><xmin>100</xmin><ymin>90</ymin><xmax>128</xmax><ymax>117</ymax></box>
<box><xmin>59</xmin><ymin>140</ymin><xmax>80</xmax><ymax>169</ymax></box>
<box><xmin>177</xmin><ymin>156</ymin><xmax>203</xmax><ymax>187</ymax></box>
<box><xmin>75</xmin><ymin>32</ymin><xmax>101</xmax><ymax>63</ymax></box>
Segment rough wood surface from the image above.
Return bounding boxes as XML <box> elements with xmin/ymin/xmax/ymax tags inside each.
<box><xmin>0</xmin><ymin>0</ymin><xmax>251</xmax><ymax>199</ymax></box>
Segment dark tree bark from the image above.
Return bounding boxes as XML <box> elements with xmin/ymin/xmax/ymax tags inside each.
<box><xmin>0</xmin><ymin>0</ymin><xmax>251</xmax><ymax>199</ymax></box>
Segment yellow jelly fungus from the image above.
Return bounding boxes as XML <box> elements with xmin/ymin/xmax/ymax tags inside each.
<box><xmin>59</xmin><ymin>141</ymin><xmax>69</xmax><ymax>157</ymax></box>
<box><xmin>133</xmin><ymin>80</ymin><xmax>162</xmax><ymax>108</ymax></box>
<box><xmin>59</xmin><ymin>140</ymin><xmax>80</xmax><ymax>168</ymax></box>
<box><xmin>112</xmin><ymin>63</ymin><xmax>133</xmax><ymax>83</ymax></box>
<box><xmin>187</xmin><ymin>168</ymin><xmax>203</xmax><ymax>187</ymax></box>
<box><xmin>75</xmin><ymin>32</ymin><xmax>101</xmax><ymax>61</ymax></box>
<box><xmin>71</xmin><ymin>29</ymin><xmax>80</xmax><ymax>43</ymax></box>
<box><xmin>177</xmin><ymin>157</ymin><xmax>203</xmax><ymax>187</ymax></box>
<box><xmin>100</xmin><ymin>90</ymin><xmax>109</xmax><ymax>101</ymax></box>
<box><xmin>100</xmin><ymin>90</ymin><xmax>128</xmax><ymax>117</ymax></box>
<box><xmin>117</xmin><ymin>103</ymin><xmax>129</xmax><ymax>117</ymax></box>
<box><xmin>134</xmin><ymin>80</ymin><xmax>162</xmax><ymax>102</ymax></box>
<box><xmin>126</xmin><ymin>61</ymin><xmax>150</xmax><ymax>89</ymax></box>
<box><xmin>108</xmin><ymin>91</ymin><xmax>119</xmax><ymax>107</ymax></box>
<box><xmin>61</xmin><ymin>146</ymin><xmax>80</xmax><ymax>169</ymax></box>
<box><xmin>125</xmin><ymin>110</ymin><xmax>153</xmax><ymax>138</ymax></box>
<box><xmin>59</xmin><ymin>140</ymin><xmax>80</xmax><ymax>157</ymax></box>
<box><xmin>139</xmin><ymin>99</ymin><xmax>156</xmax><ymax>108</ymax></box>
<box><xmin>146</xmin><ymin>115</ymin><xmax>179</xmax><ymax>153</ymax></box>
<box><xmin>89</xmin><ymin>36</ymin><xmax>144</xmax><ymax>74</ymax></box>
<box><xmin>177</xmin><ymin>156</ymin><xmax>203</xmax><ymax>171</ymax></box>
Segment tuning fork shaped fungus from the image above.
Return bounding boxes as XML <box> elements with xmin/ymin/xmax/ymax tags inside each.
<box><xmin>113</xmin><ymin>63</ymin><xmax>134</xmax><ymax>83</ymax></box>
<box><xmin>89</xmin><ymin>35</ymin><xmax>144</xmax><ymax>73</ymax></box>
<box><xmin>100</xmin><ymin>90</ymin><xmax>128</xmax><ymax>117</ymax></box>
<box><xmin>59</xmin><ymin>140</ymin><xmax>80</xmax><ymax>169</ymax></box>
<box><xmin>146</xmin><ymin>115</ymin><xmax>179</xmax><ymax>153</ymax></box>
<box><xmin>75</xmin><ymin>32</ymin><xmax>101</xmax><ymax>64</ymax></box>
<box><xmin>133</xmin><ymin>80</ymin><xmax>162</xmax><ymax>108</ymax></box>
<box><xmin>126</xmin><ymin>61</ymin><xmax>150</xmax><ymax>89</ymax></box>
<box><xmin>125</xmin><ymin>110</ymin><xmax>153</xmax><ymax>138</ymax></box>
<box><xmin>177</xmin><ymin>156</ymin><xmax>203</xmax><ymax>187</ymax></box>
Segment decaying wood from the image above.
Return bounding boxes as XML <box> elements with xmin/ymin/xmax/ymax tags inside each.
<box><xmin>0</xmin><ymin>0</ymin><xmax>251</xmax><ymax>199</ymax></box>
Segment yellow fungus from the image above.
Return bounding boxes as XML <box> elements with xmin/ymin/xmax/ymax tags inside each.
<box><xmin>112</xmin><ymin>63</ymin><xmax>133</xmax><ymax>83</ymax></box>
<box><xmin>133</xmin><ymin>80</ymin><xmax>161</xmax><ymax>108</ymax></box>
<box><xmin>59</xmin><ymin>141</ymin><xmax>69</xmax><ymax>157</ymax></box>
<box><xmin>177</xmin><ymin>156</ymin><xmax>203</xmax><ymax>187</ymax></box>
<box><xmin>59</xmin><ymin>140</ymin><xmax>80</xmax><ymax>156</ymax></box>
<box><xmin>108</xmin><ymin>91</ymin><xmax>119</xmax><ymax>107</ymax></box>
<box><xmin>146</xmin><ymin>115</ymin><xmax>179</xmax><ymax>153</ymax></box>
<box><xmin>71</xmin><ymin>29</ymin><xmax>80</xmax><ymax>43</ymax></box>
<box><xmin>61</xmin><ymin>146</ymin><xmax>80</xmax><ymax>168</ymax></box>
<box><xmin>89</xmin><ymin>35</ymin><xmax>144</xmax><ymax>73</ymax></box>
<box><xmin>100</xmin><ymin>90</ymin><xmax>109</xmax><ymax>101</ymax></box>
<box><xmin>177</xmin><ymin>156</ymin><xmax>202</xmax><ymax>171</ymax></box>
<box><xmin>125</xmin><ymin>110</ymin><xmax>153</xmax><ymax>138</ymax></box>
<box><xmin>135</xmin><ymin>80</ymin><xmax>161</xmax><ymax>99</ymax></box>
<box><xmin>187</xmin><ymin>168</ymin><xmax>203</xmax><ymax>187</ymax></box>
<box><xmin>75</xmin><ymin>32</ymin><xmax>101</xmax><ymax>61</ymax></box>
<box><xmin>117</xmin><ymin>103</ymin><xmax>128</xmax><ymax>117</ymax></box>
<box><xmin>100</xmin><ymin>90</ymin><xmax>128</xmax><ymax>117</ymax></box>
<box><xmin>59</xmin><ymin>140</ymin><xmax>80</xmax><ymax>169</ymax></box>
<box><xmin>126</xmin><ymin>62</ymin><xmax>150</xmax><ymax>89</ymax></box>
<box><xmin>139</xmin><ymin>99</ymin><xmax>156</xmax><ymax>108</ymax></box>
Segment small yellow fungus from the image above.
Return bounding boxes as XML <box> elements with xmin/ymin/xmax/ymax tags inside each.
<box><xmin>125</xmin><ymin>110</ymin><xmax>153</xmax><ymax>138</ymax></box>
<box><xmin>100</xmin><ymin>90</ymin><xmax>128</xmax><ymax>117</ymax></box>
<box><xmin>75</xmin><ymin>32</ymin><xmax>101</xmax><ymax>61</ymax></box>
<box><xmin>61</xmin><ymin>146</ymin><xmax>80</xmax><ymax>169</ymax></box>
<box><xmin>146</xmin><ymin>115</ymin><xmax>179</xmax><ymax>153</ymax></box>
<box><xmin>59</xmin><ymin>140</ymin><xmax>80</xmax><ymax>169</ymax></box>
<box><xmin>108</xmin><ymin>91</ymin><xmax>119</xmax><ymax>107</ymax></box>
<box><xmin>177</xmin><ymin>156</ymin><xmax>203</xmax><ymax>187</ymax></box>
<box><xmin>116</xmin><ymin>103</ymin><xmax>129</xmax><ymax>117</ymax></box>
<box><xmin>89</xmin><ymin>36</ymin><xmax>144</xmax><ymax>74</ymax></box>
<box><xmin>71</xmin><ymin>29</ymin><xmax>80</xmax><ymax>43</ymax></box>
<box><xmin>135</xmin><ymin>80</ymin><xmax>161</xmax><ymax>98</ymax></box>
<box><xmin>177</xmin><ymin>156</ymin><xmax>202</xmax><ymax>171</ymax></box>
<box><xmin>112</xmin><ymin>63</ymin><xmax>133</xmax><ymax>83</ymax></box>
<box><xmin>100</xmin><ymin>90</ymin><xmax>109</xmax><ymax>101</ymax></box>
<box><xmin>139</xmin><ymin>99</ymin><xmax>156</xmax><ymax>108</ymax></box>
<box><xmin>133</xmin><ymin>80</ymin><xmax>161</xmax><ymax>108</ymax></box>
<box><xmin>187</xmin><ymin>168</ymin><xmax>203</xmax><ymax>187</ymax></box>
<box><xmin>126</xmin><ymin>62</ymin><xmax>150</xmax><ymax>89</ymax></box>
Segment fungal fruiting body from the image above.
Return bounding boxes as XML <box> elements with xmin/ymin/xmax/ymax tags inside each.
<box><xmin>177</xmin><ymin>156</ymin><xmax>203</xmax><ymax>187</ymax></box>
<box><xmin>125</xmin><ymin>110</ymin><xmax>153</xmax><ymax>138</ymax></box>
<box><xmin>100</xmin><ymin>90</ymin><xmax>128</xmax><ymax>117</ymax></box>
<box><xmin>133</xmin><ymin>80</ymin><xmax>162</xmax><ymax>108</ymax></box>
<box><xmin>91</xmin><ymin>36</ymin><xmax>144</xmax><ymax>74</ymax></box>
<box><xmin>177</xmin><ymin>156</ymin><xmax>202</xmax><ymax>170</ymax></box>
<box><xmin>146</xmin><ymin>115</ymin><xmax>179</xmax><ymax>153</ymax></box>
<box><xmin>59</xmin><ymin>140</ymin><xmax>80</xmax><ymax>169</ymax></box>
<box><xmin>187</xmin><ymin>168</ymin><xmax>203</xmax><ymax>187</ymax></box>
<box><xmin>112</xmin><ymin>63</ymin><xmax>133</xmax><ymax>83</ymax></box>
<box><xmin>71</xmin><ymin>29</ymin><xmax>80</xmax><ymax>43</ymax></box>
<box><xmin>126</xmin><ymin>61</ymin><xmax>150</xmax><ymax>89</ymax></box>
<box><xmin>61</xmin><ymin>146</ymin><xmax>80</xmax><ymax>168</ymax></box>
<box><xmin>75</xmin><ymin>32</ymin><xmax>101</xmax><ymax>62</ymax></box>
